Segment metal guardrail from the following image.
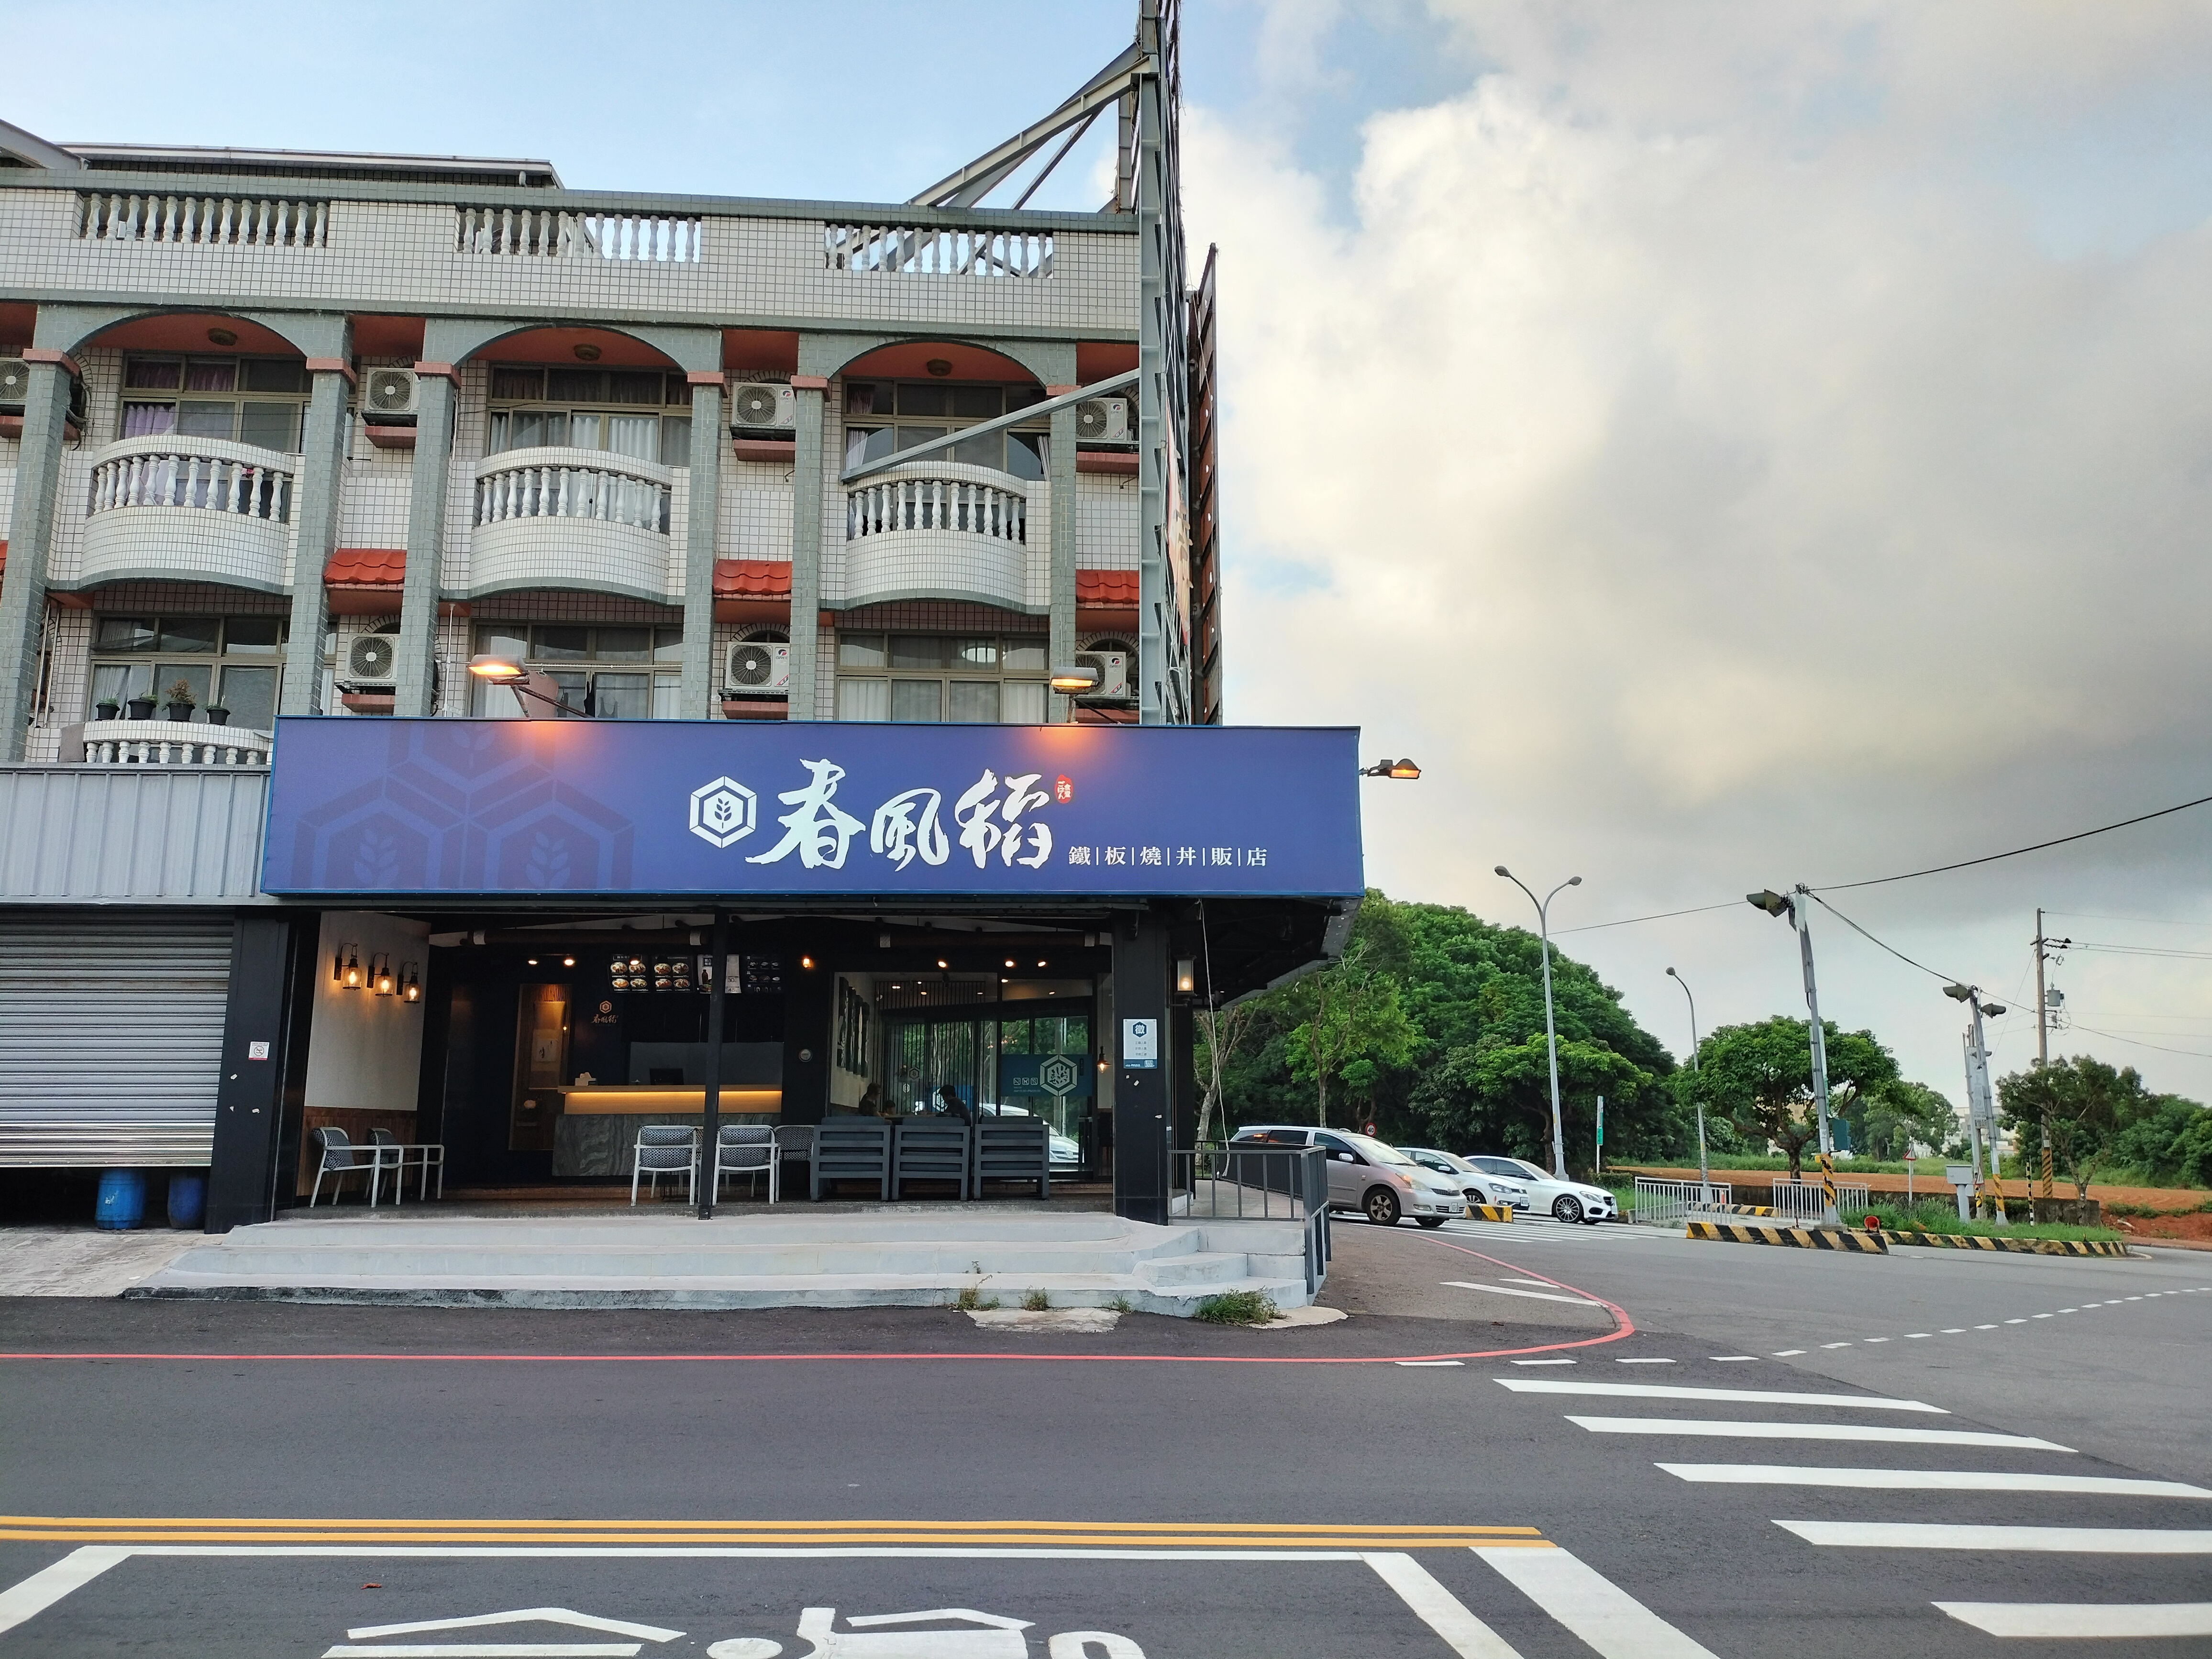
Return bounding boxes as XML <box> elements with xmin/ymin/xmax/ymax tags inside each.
<box><xmin>1770</xmin><ymin>1180</ymin><xmax>1870</xmax><ymax>1222</ymax></box>
<box><xmin>1631</xmin><ymin>1176</ymin><xmax>1733</xmax><ymax>1226</ymax></box>
<box><xmin>1172</xmin><ymin>1144</ymin><xmax>1331</xmax><ymax>1297</ymax></box>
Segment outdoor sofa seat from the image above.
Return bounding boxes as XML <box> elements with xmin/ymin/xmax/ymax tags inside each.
<box><xmin>973</xmin><ymin>1115</ymin><xmax>1051</xmax><ymax>1199</ymax></box>
<box><xmin>892</xmin><ymin>1117</ymin><xmax>972</xmax><ymax>1200</ymax></box>
<box><xmin>811</xmin><ymin>1115</ymin><xmax>892</xmax><ymax>1201</ymax></box>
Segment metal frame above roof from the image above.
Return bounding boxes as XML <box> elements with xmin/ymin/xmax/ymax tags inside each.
<box><xmin>0</xmin><ymin>118</ymin><xmax>82</xmax><ymax>172</ymax></box>
<box><xmin>908</xmin><ymin>41</ymin><xmax>1148</xmax><ymax>211</ymax></box>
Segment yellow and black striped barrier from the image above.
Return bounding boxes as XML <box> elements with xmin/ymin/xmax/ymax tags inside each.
<box><xmin>1690</xmin><ymin>1202</ymin><xmax>1778</xmax><ymax>1217</ymax></box>
<box><xmin>1686</xmin><ymin>1220</ymin><xmax>1887</xmax><ymax>1253</ymax></box>
<box><xmin>1877</xmin><ymin>1230</ymin><xmax>2135</xmax><ymax>1258</ymax></box>
<box><xmin>1469</xmin><ymin>1204</ymin><xmax>1514</xmax><ymax>1223</ymax></box>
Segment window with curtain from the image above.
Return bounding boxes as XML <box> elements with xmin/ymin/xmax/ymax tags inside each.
<box><xmin>88</xmin><ymin>613</ymin><xmax>286</xmax><ymax>727</ymax></box>
<box><xmin>842</xmin><ymin>380</ymin><xmax>1048</xmax><ymax>480</ymax></box>
<box><xmin>468</xmin><ymin>623</ymin><xmax>684</xmax><ymax>718</ymax></box>
<box><xmin>834</xmin><ymin>632</ymin><xmax>1050</xmax><ymax>723</ymax></box>
<box><xmin>484</xmin><ymin>366</ymin><xmax>692</xmax><ymax>465</ymax></box>
<box><xmin>121</xmin><ymin>356</ymin><xmax>310</xmax><ymax>452</ymax></box>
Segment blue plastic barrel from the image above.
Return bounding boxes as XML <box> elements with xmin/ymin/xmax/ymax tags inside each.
<box><xmin>166</xmin><ymin>1172</ymin><xmax>207</xmax><ymax>1230</ymax></box>
<box><xmin>95</xmin><ymin>1169</ymin><xmax>146</xmax><ymax>1230</ymax></box>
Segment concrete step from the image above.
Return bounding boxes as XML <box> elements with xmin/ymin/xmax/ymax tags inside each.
<box><xmin>133</xmin><ymin>1212</ymin><xmax>1315</xmax><ymax>1316</ymax></box>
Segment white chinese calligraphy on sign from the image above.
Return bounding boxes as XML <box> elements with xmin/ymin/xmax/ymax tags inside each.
<box><xmin>746</xmin><ymin>758</ymin><xmax>865</xmax><ymax>869</ymax></box>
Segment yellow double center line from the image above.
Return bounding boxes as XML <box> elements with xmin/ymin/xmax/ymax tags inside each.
<box><xmin>0</xmin><ymin>1516</ymin><xmax>1548</xmax><ymax>1550</ymax></box>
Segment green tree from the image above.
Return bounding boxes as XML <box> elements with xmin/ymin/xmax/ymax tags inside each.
<box><xmin>1683</xmin><ymin>1016</ymin><xmax>1899</xmax><ymax>1180</ymax></box>
<box><xmin>1282</xmin><ymin>940</ymin><xmax>1418</xmax><ymax>1128</ymax></box>
<box><xmin>1845</xmin><ymin>1078</ymin><xmax>1957</xmax><ymax>1162</ymax></box>
<box><xmin>1996</xmin><ymin>1056</ymin><xmax>2164</xmax><ymax>1198</ymax></box>
<box><xmin>1411</xmin><ymin>1034</ymin><xmax>1656</xmax><ymax>1171</ymax></box>
<box><xmin>2108</xmin><ymin>1094</ymin><xmax>2212</xmax><ymax>1187</ymax></box>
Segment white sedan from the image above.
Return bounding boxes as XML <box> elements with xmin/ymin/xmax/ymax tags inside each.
<box><xmin>1465</xmin><ymin>1155</ymin><xmax>1617</xmax><ymax>1225</ymax></box>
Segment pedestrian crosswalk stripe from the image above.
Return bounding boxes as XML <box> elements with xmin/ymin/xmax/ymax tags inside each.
<box><xmin>1778</xmin><ymin>1522</ymin><xmax>2212</xmax><ymax>1553</ymax></box>
<box><xmin>1497</xmin><ymin>1380</ymin><xmax>1945</xmax><ymax>1412</ymax></box>
<box><xmin>1367</xmin><ymin>1551</ymin><xmax>1521</xmax><ymax>1658</ymax></box>
<box><xmin>1565</xmin><ymin>1418</ymin><xmax>2074</xmax><ymax>1451</ymax></box>
<box><xmin>1658</xmin><ymin>1466</ymin><xmax>2212</xmax><ymax>1498</ymax></box>
<box><xmin>1475</xmin><ymin>1543</ymin><xmax>1720</xmax><ymax>1658</ymax></box>
<box><xmin>1936</xmin><ymin>1601</ymin><xmax>2212</xmax><ymax>1638</ymax></box>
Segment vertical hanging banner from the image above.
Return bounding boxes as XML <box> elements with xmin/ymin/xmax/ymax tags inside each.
<box><xmin>262</xmin><ymin>719</ymin><xmax>1364</xmax><ymax>898</ymax></box>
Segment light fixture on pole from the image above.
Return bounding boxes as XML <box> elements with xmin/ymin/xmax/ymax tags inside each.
<box><xmin>1945</xmin><ymin>982</ymin><xmax>2010</xmax><ymax>1226</ymax></box>
<box><xmin>1359</xmin><ymin>759</ymin><xmax>1422</xmax><ymax>779</ymax></box>
<box><xmin>1748</xmin><ymin>885</ymin><xmax>1841</xmax><ymax>1226</ymax></box>
<box><xmin>1495</xmin><ymin>866</ymin><xmax>1580</xmax><ymax>1179</ymax></box>
<box><xmin>467</xmin><ymin>654</ymin><xmax>587</xmax><ymax>719</ymax></box>
<box><xmin>1665</xmin><ymin>966</ymin><xmax>1711</xmax><ymax>1204</ymax></box>
<box><xmin>1049</xmin><ymin>661</ymin><xmax>1099</xmax><ymax>723</ymax></box>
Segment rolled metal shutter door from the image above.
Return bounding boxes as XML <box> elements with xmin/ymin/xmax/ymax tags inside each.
<box><xmin>0</xmin><ymin>912</ymin><xmax>234</xmax><ymax>1166</ymax></box>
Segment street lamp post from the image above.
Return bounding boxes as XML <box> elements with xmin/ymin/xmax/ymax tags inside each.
<box><xmin>1748</xmin><ymin>886</ymin><xmax>1841</xmax><ymax>1227</ymax></box>
<box><xmin>467</xmin><ymin>654</ymin><xmax>587</xmax><ymax>718</ymax></box>
<box><xmin>1946</xmin><ymin>983</ymin><xmax>2010</xmax><ymax>1226</ymax></box>
<box><xmin>1666</xmin><ymin>966</ymin><xmax>1710</xmax><ymax>1203</ymax></box>
<box><xmin>1495</xmin><ymin>867</ymin><xmax>1580</xmax><ymax>1180</ymax></box>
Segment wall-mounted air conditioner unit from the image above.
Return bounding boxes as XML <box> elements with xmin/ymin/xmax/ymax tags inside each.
<box><xmin>1074</xmin><ymin>397</ymin><xmax>1132</xmax><ymax>444</ymax></box>
<box><xmin>724</xmin><ymin>639</ymin><xmax>793</xmax><ymax>696</ymax></box>
<box><xmin>0</xmin><ymin>357</ymin><xmax>27</xmax><ymax>411</ymax></box>
<box><xmin>729</xmin><ymin>381</ymin><xmax>797</xmax><ymax>432</ymax></box>
<box><xmin>1076</xmin><ymin>650</ymin><xmax>1130</xmax><ymax>700</ymax></box>
<box><xmin>346</xmin><ymin>633</ymin><xmax>398</xmax><ymax>683</ymax></box>
<box><xmin>361</xmin><ymin>367</ymin><xmax>420</xmax><ymax>421</ymax></box>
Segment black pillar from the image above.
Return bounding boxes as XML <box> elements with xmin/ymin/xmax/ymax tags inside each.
<box><xmin>206</xmin><ymin>914</ymin><xmax>309</xmax><ymax>1233</ymax></box>
<box><xmin>699</xmin><ymin>910</ymin><xmax>728</xmax><ymax>1219</ymax></box>
<box><xmin>781</xmin><ymin>946</ymin><xmax>833</xmax><ymax>1126</ymax></box>
<box><xmin>1112</xmin><ymin>909</ymin><xmax>1171</xmax><ymax>1224</ymax></box>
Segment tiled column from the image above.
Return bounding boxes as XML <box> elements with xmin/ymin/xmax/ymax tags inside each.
<box><xmin>393</xmin><ymin>362</ymin><xmax>458</xmax><ymax>719</ymax></box>
<box><xmin>1047</xmin><ymin>384</ymin><xmax>1081</xmax><ymax>721</ymax></box>
<box><xmin>281</xmin><ymin>353</ymin><xmax>356</xmax><ymax>716</ymax></box>
<box><xmin>0</xmin><ymin>352</ymin><xmax>78</xmax><ymax>761</ymax></box>
<box><xmin>785</xmin><ymin>373</ymin><xmax>830</xmax><ymax>720</ymax></box>
<box><xmin>680</xmin><ymin>374</ymin><xmax>726</xmax><ymax>717</ymax></box>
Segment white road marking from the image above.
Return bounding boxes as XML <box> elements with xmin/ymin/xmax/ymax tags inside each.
<box><xmin>1939</xmin><ymin>1328</ymin><xmax>1966</xmax><ymax>1334</ymax></box>
<box><xmin>349</xmin><ymin>1612</ymin><xmax>684</xmax><ymax>1642</ymax></box>
<box><xmin>1503</xmin><ymin>1278</ymin><xmax>1558</xmax><ymax>1287</ymax></box>
<box><xmin>1905</xmin><ymin>1333</ymin><xmax>1929</xmax><ymax>1339</ymax></box>
<box><xmin>1366</xmin><ymin>1551</ymin><xmax>1524</xmax><ymax>1658</ymax></box>
<box><xmin>1441</xmin><ymin>1281</ymin><xmax>1602</xmax><ymax>1307</ymax></box>
<box><xmin>324</xmin><ymin>1646</ymin><xmax>639</xmax><ymax>1657</ymax></box>
<box><xmin>1658</xmin><ymin>1466</ymin><xmax>2212</xmax><ymax>1498</ymax></box>
<box><xmin>1779</xmin><ymin>1522</ymin><xmax>2212</xmax><ymax>1553</ymax></box>
<box><xmin>1772</xmin><ymin>1349</ymin><xmax>1806</xmax><ymax>1357</ymax></box>
<box><xmin>1820</xmin><ymin>1342</ymin><xmax>1853</xmax><ymax>1349</ymax></box>
<box><xmin>1497</xmin><ymin>1380</ymin><xmax>1945</xmax><ymax>1413</ymax></box>
<box><xmin>2005</xmin><ymin>1318</ymin><xmax>2028</xmax><ymax>1324</ymax></box>
<box><xmin>1975</xmin><ymin>1324</ymin><xmax>1999</xmax><ymax>1330</ymax></box>
<box><xmin>1936</xmin><ymin>1602</ymin><xmax>2212</xmax><ymax>1639</ymax></box>
<box><xmin>1509</xmin><ymin>1358</ymin><xmax>1576</xmax><ymax>1366</ymax></box>
<box><xmin>1711</xmin><ymin>1356</ymin><xmax>1756</xmax><ymax>1362</ymax></box>
<box><xmin>1861</xmin><ymin>1337</ymin><xmax>1890</xmax><ymax>1343</ymax></box>
<box><xmin>1475</xmin><ymin>1544</ymin><xmax>1720</xmax><ymax>1658</ymax></box>
<box><xmin>1397</xmin><ymin>1360</ymin><xmax>1465</xmax><ymax>1367</ymax></box>
<box><xmin>1615</xmin><ymin>1358</ymin><xmax>1675</xmax><ymax>1365</ymax></box>
<box><xmin>2033</xmin><ymin>1314</ymin><xmax>2053</xmax><ymax>1319</ymax></box>
<box><xmin>0</xmin><ymin>1546</ymin><xmax>131</xmax><ymax>1638</ymax></box>
<box><xmin>1567</xmin><ymin>1418</ymin><xmax>2074</xmax><ymax>1450</ymax></box>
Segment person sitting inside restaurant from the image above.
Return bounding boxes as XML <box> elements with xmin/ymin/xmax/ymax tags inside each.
<box><xmin>935</xmin><ymin>1083</ymin><xmax>973</xmax><ymax>1122</ymax></box>
<box><xmin>854</xmin><ymin>1082</ymin><xmax>885</xmax><ymax>1117</ymax></box>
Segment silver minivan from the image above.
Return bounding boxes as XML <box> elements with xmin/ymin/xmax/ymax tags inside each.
<box><xmin>1228</xmin><ymin>1125</ymin><xmax>1469</xmax><ymax>1227</ymax></box>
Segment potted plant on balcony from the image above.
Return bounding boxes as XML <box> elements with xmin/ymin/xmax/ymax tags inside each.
<box><xmin>126</xmin><ymin>693</ymin><xmax>158</xmax><ymax>720</ymax></box>
<box><xmin>164</xmin><ymin>679</ymin><xmax>198</xmax><ymax>723</ymax></box>
<box><xmin>93</xmin><ymin>697</ymin><xmax>121</xmax><ymax>722</ymax></box>
<box><xmin>203</xmin><ymin>702</ymin><xmax>231</xmax><ymax>726</ymax></box>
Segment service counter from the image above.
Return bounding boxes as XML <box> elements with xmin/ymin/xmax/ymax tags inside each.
<box><xmin>548</xmin><ymin>1085</ymin><xmax>783</xmax><ymax>1178</ymax></box>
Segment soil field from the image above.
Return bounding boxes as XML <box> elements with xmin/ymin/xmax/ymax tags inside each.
<box><xmin>1617</xmin><ymin>1165</ymin><xmax>2210</xmax><ymax>1213</ymax></box>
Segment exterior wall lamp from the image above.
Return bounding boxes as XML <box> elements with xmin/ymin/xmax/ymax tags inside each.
<box><xmin>1175</xmin><ymin>956</ymin><xmax>1196</xmax><ymax>995</ymax></box>
<box><xmin>399</xmin><ymin>962</ymin><xmax>422</xmax><ymax>1003</ymax></box>
<box><xmin>335</xmin><ymin>943</ymin><xmax>363</xmax><ymax>989</ymax></box>
<box><xmin>467</xmin><ymin>653</ymin><xmax>587</xmax><ymax>719</ymax></box>
<box><xmin>371</xmin><ymin>953</ymin><xmax>396</xmax><ymax>996</ymax></box>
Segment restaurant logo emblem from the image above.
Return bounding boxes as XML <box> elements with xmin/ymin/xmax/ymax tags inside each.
<box><xmin>688</xmin><ymin>776</ymin><xmax>757</xmax><ymax>848</ymax></box>
<box><xmin>1037</xmin><ymin>1054</ymin><xmax>1081</xmax><ymax>1096</ymax></box>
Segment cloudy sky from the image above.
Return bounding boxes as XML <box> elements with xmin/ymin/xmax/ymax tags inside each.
<box><xmin>17</xmin><ymin>0</ymin><xmax>2212</xmax><ymax>1109</ymax></box>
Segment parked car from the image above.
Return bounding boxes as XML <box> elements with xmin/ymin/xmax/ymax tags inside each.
<box><xmin>1396</xmin><ymin>1147</ymin><xmax>1530</xmax><ymax>1211</ymax></box>
<box><xmin>1464</xmin><ymin>1155</ymin><xmax>1617</xmax><ymax>1224</ymax></box>
<box><xmin>1227</xmin><ymin>1125</ymin><xmax>1468</xmax><ymax>1227</ymax></box>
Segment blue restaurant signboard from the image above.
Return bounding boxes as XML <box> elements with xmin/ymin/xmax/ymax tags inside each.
<box><xmin>261</xmin><ymin>718</ymin><xmax>1365</xmax><ymax>899</ymax></box>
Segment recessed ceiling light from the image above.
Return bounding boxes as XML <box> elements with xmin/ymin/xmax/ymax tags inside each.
<box><xmin>526</xmin><ymin>958</ymin><xmax>539</xmax><ymax>965</ymax></box>
<box><xmin>562</xmin><ymin>956</ymin><xmax>576</xmax><ymax>967</ymax></box>
<box><xmin>938</xmin><ymin>959</ymin><xmax>949</xmax><ymax>969</ymax></box>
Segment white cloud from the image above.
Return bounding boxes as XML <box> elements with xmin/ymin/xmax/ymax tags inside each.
<box><xmin>1187</xmin><ymin>3</ymin><xmax>2212</xmax><ymax>1101</ymax></box>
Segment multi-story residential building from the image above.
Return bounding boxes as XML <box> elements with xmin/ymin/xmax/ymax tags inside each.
<box><xmin>0</xmin><ymin>5</ymin><xmax>1355</xmax><ymax>1237</ymax></box>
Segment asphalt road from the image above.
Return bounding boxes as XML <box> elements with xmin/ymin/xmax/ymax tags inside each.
<box><xmin>1</xmin><ymin>1216</ymin><xmax>2206</xmax><ymax>1657</ymax></box>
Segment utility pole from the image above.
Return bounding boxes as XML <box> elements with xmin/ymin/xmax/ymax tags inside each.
<box><xmin>1947</xmin><ymin>983</ymin><xmax>2009</xmax><ymax>1227</ymax></box>
<box><xmin>1747</xmin><ymin>887</ymin><xmax>1839</xmax><ymax>1227</ymax></box>
<box><xmin>1666</xmin><ymin>967</ymin><xmax>1709</xmax><ymax>1203</ymax></box>
<box><xmin>2031</xmin><ymin>912</ymin><xmax>2071</xmax><ymax>1205</ymax></box>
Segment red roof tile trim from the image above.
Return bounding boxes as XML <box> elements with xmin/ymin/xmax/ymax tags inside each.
<box><xmin>714</xmin><ymin>559</ymin><xmax>793</xmax><ymax>599</ymax></box>
<box><xmin>326</xmin><ymin>547</ymin><xmax>406</xmax><ymax>586</ymax></box>
<box><xmin>1076</xmin><ymin>568</ymin><xmax>1139</xmax><ymax>607</ymax></box>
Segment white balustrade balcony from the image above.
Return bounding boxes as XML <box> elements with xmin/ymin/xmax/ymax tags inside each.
<box><xmin>470</xmin><ymin>445</ymin><xmax>674</xmax><ymax>602</ymax></box>
<box><xmin>73</xmin><ymin>719</ymin><xmax>272</xmax><ymax>766</ymax></box>
<box><xmin>843</xmin><ymin>461</ymin><xmax>1033</xmax><ymax>612</ymax></box>
<box><xmin>80</xmin><ymin>435</ymin><xmax>298</xmax><ymax>593</ymax></box>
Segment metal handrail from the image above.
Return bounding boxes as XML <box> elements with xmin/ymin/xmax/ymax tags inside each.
<box><xmin>1171</xmin><ymin>1143</ymin><xmax>1331</xmax><ymax>1296</ymax></box>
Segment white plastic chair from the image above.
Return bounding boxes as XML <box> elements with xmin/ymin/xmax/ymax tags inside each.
<box><xmin>631</xmin><ymin>1125</ymin><xmax>698</xmax><ymax>1205</ymax></box>
<box><xmin>714</xmin><ymin>1123</ymin><xmax>778</xmax><ymax>1204</ymax></box>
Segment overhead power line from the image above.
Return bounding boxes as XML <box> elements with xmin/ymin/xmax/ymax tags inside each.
<box><xmin>2066</xmin><ymin>1024</ymin><xmax>2212</xmax><ymax>1062</ymax></box>
<box><xmin>1803</xmin><ymin>894</ymin><xmax>1961</xmax><ymax>984</ymax></box>
<box><xmin>1554</xmin><ymin>901</ymin><xmax>1740</xmax><ymax>936</ymax></box>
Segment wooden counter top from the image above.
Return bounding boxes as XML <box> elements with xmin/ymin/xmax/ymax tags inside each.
<box><xmin>558</xmin><ymin>1086</ymin><xmax>783</xmax><ymax>1117</ymax></box>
